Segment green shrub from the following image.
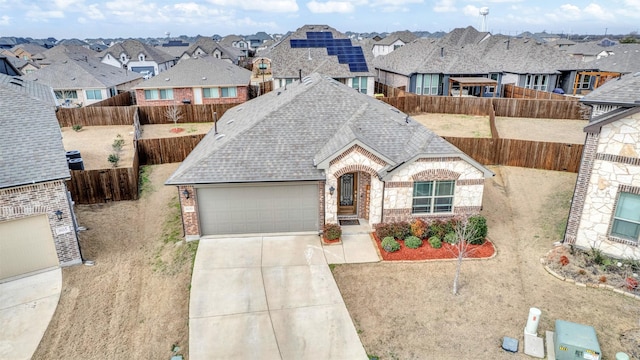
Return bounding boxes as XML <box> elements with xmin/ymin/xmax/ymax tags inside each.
<box><xmin>323</xmin><ymin>223</ymin><xmax>342</xmax><ymax>240</ymax></box>
<box><xmin>375</xmin><ymin>222</ymin><xmax>411</xmax><ymax>240</ymax></box>
<box><xmin>112</xmin><ymin>135</ymin><xmax>125</xmax><ymax>151</ymax></box>
<box><xmin>467</xmin><ymin>215</ymin><xmax>488</xmax><ymax>245</ymax></box>
<box><xmin>107</xmin><ymin>153</ymin><xmax>120</xmax><ymax>167</ymax></box>
<box><xmin>381</xmin><ymin>236</ymin><xmax>400</xmax><ymax>252</ymax></box>
<box><xmin>72</xmin><ymin>124</ymin><xmax>82</xmax><ymax>132</ymax></box>
<box><xmin>428</xmin><ymin>236</ymin><xmax>442</xmax><ymax>249</ymax></box>
<box><xmin>410</xmin><ymin>219</ymin><xmax>427</xmax><ymax>238</ymax></box>
<box><xmin>375</xmin><ymin>223</ymin><xmax>394</xmax><ymax>239</ymax></box>
<box><xmin>404</xmin><ymin>236</ymin><xmax>422</xmax><ymax>249</ymax></box>
<box><xmin>444</xmin><ymin>232</ymin><xmax>458</xmax><ymax>244</ymax></box>
<box><xmin>428</xmin><ymin>220</ymin><xmax>447</xmax><ymax>238</ymax></box>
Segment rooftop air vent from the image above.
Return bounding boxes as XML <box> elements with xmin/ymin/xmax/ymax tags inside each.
<box><xmin>226</xmin><ymin>119</ymin><xmax>235</xmax><ymax>124</ymax></box>
<box><xmin>215</xmin><ymin>133</ymin><xmax>226</xmax><ymax>140</ymax></box>
<box><xmin>165</xmin><ymin>78</ymin><xmax>170</xmax><ymax>81</ymax></box>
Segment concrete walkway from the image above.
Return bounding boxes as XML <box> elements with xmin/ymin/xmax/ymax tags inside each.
<box><xmin>189</xmin><ymin>233</ymin><xmax>379</xmax><ymax>359</ymax></box>
<box><xmin>0</xmin><ymin>268</ymin><xmax>62</xmax><ymax>360</ymax></box>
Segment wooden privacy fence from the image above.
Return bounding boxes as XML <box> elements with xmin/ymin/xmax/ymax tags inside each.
<box><xmin>137</xmin><ymin>103</ymin><xmax>243</xmax><ymax>124</ymax></box>
<box><xmin>503</xmin><ymin>84</ymin><xmax>570</xmax><ymax>100</ymax></box>
<box><xmin>137</xmin><ymin>134</ymin><xmax>206</xmax><ymax>165</ymax></box>
<box><xmin>381</xmin><ymin>95</ymin><xmax>590</xmax><ymax>120</ymax></box>
<box><xmin>57</xmin><ymin>106</ymin><xmax>137</xmax><ymax>127</ymax></box>
<box><xmin>87</xmin><ymin>91</ymin><xmax>135</xmax><ymax>107</ymax></box>
<box><xmin>66</xmin><ymin>150</ymin><xmax>140</xmax><ymax>204</ymax></box>
<box><xmin>443</xmin><ymin>137</ymin><xmax>584</xmax><ymax>172</ymax></box>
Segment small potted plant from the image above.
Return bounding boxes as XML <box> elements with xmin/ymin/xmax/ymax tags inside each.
<box><xmin>322</xmin><ymin>223</ymin><xmax>342</xmax><ymax>244</ymax></box>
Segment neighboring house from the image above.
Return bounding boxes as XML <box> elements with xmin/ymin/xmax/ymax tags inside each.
<box><xmin>564</xmin><ymin>73</ymin><xmax>640</xmax><ymax>260</ymax></box>
<box><xmin>590</xmin><ymin>44</ymin><xmax>640</xmax><ymax>74</ymax></box>
<box><xmin>0</xmin><ymin>74</ymin><xmax>82</xmax><ymax>282</ymax></box>
<box><xmin>165</xmin><ymin>73</ymin><xmax>493</xmax><ymax>239</ymax></box>
<box><xmin>57</xmin><ymin>38</ymin><xmax>90</xmax><ymax>48</ymax></box>
<box><xmin>10</xmin><ymin>43</ymin><xmax>47</xmax><ymax>60</ymax></box>
<box><xmin>374</xmin><ymin>30</ymin><xmax>585</xmax><ymax>96</ymax></box>
<box><xmin>98</xmin><ymin>39</ymin><xmax>176</xmax><ymax>76</ymax></box>
<box><xmin>565</xmin><ymin>42</ymin><xmax>613</xmax><ymax>62</ymax></box>
<box><xmin>176</xmin><ymin>37</ymin><xmax>244</xmax><ymax>65</ymax></box>
<box><xmin>246</xmin><ymin>32</ymin><xmax>273</xmax><ymax>50</ymax></box>
<box><xmin>133</xmin><ymin>57</ymin><xmax>251</xmax><ymax>106</ymax></box>
<box><xmin>265</xmin><ymin>25</ymin><xmax>376</xmax><ymax>96</ymax></box>
<box><xmin>3</xmin><ymin>55</ymin><xmax>40</xmax><ymax>74</ymax></box>
<box><xmin>372</xmin><ymin>30</ymin><xmax>418</xmax><ymax>57</ymax></box>
<box><xmin>0</xmin><ymin>55</ymin><xmax>21</xmax><ymax>76</ymax></box>
<box><xmin>22</xmin><ymin>52</ymin><xmax>143</xmax><ymax>106</ymax></box>
<box><xmin>219</xmin><ymin>35</ymin><xmax>249</xmax><ymax>57</ymax></box>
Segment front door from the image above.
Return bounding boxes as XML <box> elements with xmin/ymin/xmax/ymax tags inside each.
<box><xmin>337</xmin><ymin>173</ymin><xmax>357</xmax><ymax>215</ymax></box>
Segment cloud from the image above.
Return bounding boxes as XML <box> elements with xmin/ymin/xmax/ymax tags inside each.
<box><xmin>433</xmin><ymin>0</ymin><xmax>455</xmax><ymax>12</ymax></box>
<box><xmin>54</xmin><ymin>0</ymin><xmax>84</xmax><ymax>9</ymax></box>
<box><xmin>307</xmin><ymin>1</ymin><xmax>355</xmax><ymax>13</ymax></box>
<box><xmin>462</xmin><ymin>4</ymin><xmax>479</xmax><ymax>16</ymax></box>
<box><xmin>85</xmin><ymin>4</ymin><xmax>104</xmax><ymax>19</ymax></box>
<box><xmin>584</xmin><ymin>3</ymin><xmax>614</xmax><ymax>21</ymax></box>
<box><xmin>0</xmin><ymin>15</ymin><xmax>9</xmax><ymax>25</ymax></box>
<box><xmin>207</xmin><ymin>0</ymin><xmax>299</xmax><ymax>12</ymax></box>
<box><xmin>26</xmin><ymin>9</ymin><xmax>66</xmax><ymax>20</ymax></box>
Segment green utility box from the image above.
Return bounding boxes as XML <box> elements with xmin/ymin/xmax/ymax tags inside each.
<box><xmin>554</xmin><ymin>320</ymin><xmax>601</xmax><ymax>360</ymax></box>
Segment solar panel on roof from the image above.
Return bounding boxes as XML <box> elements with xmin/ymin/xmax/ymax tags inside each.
<box><xmin>289</xmin><ymin>33</ymin><xmax>368</xmax><ymax>73</ymax></box>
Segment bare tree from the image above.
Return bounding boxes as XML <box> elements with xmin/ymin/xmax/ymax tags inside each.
<box><xmin>447</xmin><ymin>216</ymin><xmax>485</xmax><ymax>295</ymax></box>
<box><xmin>165</xmin><ymin>103</ymin><xmax>183</xmax><ymax>131</ymax></box>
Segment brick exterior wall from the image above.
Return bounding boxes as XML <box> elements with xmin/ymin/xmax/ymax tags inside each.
<box><xmin>357</xmin><ymin>173</ymin><xmax>371</xmax><ymax>220</ymax></box>
<box><xmin>318</xmin><ymin>181</ymin><xmax>326</xmax><ymax>232</ymax></box>
<box><xmin>135</xmin><ymin>86</ymin><xmax>249</xmax><ymax>106</ymax></box>
<box><xmin>178</xmin><ymin>185</ymin><xmax>201</xmax><ymax>241</ymax></box>
<box><xmin>0</xmin><ymin>180</ymin><xmax>82</xmax><ymax>266</ymax></box>
<box><xmin>564</xmin><ymin>132</ymin><xmax>599</xmax><ymax>245</ymax></box>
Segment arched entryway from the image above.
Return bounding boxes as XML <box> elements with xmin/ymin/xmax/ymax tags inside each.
<box><xmin>336</xmin><ymin>171</ymin><xmax>371</xmax><ymax>220</ymax></box>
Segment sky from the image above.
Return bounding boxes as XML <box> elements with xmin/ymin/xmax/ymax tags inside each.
<box><xmin>1</xmin><ymin>0</ymin><xmax>639</xmax><ymax>39</ymax></box>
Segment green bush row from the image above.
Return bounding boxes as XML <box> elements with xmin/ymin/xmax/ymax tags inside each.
<box><xmin>375</xmin><ymin>215</ymin><xmax>487</xmax><ymax>245</ymax></box>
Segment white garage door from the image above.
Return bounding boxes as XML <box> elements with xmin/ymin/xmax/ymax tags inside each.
<box><xmin>0</xmin><ymin>215</ymin><xmax>59</xmax><ymax>281</ymax></box>
<box><xmin>197</xmin><ymin>182</ymin><xmax>319</xmax><ymax>235</ymax></box>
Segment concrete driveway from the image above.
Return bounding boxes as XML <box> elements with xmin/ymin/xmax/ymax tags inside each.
<box><xmin>189</xmin><ymin>234</ymin><xmax>370</xmax><ymax>360</ymax></box>
<box><xmin>0</xmin><ymin>268</ymin><xmax>62</xmax><ymax>359</ymax></box>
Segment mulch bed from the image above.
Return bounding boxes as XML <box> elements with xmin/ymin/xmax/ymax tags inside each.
<box><xmin>169</xmin><ymin>128</ymin><xmax>185</xmax><ymax>133</ymax></box>
<box><xmin>372</xmin><ymin>233</ymin><xmax>495</xmax><ymax>261</ymax></box>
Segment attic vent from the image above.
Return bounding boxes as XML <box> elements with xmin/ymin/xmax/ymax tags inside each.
<box><xmin>11</xmin><ymin>77</ymin><xmax>23</xmax><ymax>82</ymax></box>
<box><xmin>202</xmin><ymin>77</ymin><xmax>207</xmax><ymax>80</ymax></box>
<box><xmin>215</xmin><ymin>133</ymin><xmax>226</xmax><ymax>140</ymax></box>
<box><xmin>226</xmin><ymin>119</ymin><xmax>235</xmax><ymax>124</ymax></box>
<box><xmin>302</xmin><ymin>76</ymin><xmax>313</xmax><ymax>85</ymax></box>
<box><xmin>9</xmin><ymin>80</ymin><xmax>23</xmax><ymax>87</ymax></box>
<box><xmin>634</xmin><ymin>72</ymin><xmax>640</xmax><ymax>77</ymax></box>
<box><xmin>164</xmin><ymin>78</ymin><xmax>170</xmax><ymax>81</ymax></box>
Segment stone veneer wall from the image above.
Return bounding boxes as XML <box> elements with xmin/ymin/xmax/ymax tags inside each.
<box><xmin>573</xmin><ymin>114</ymin><xmax>640</xmax><ymax>259</ymax></box>
<box><xmin>382</xmin><ymin>158</ymin><xmax>485</xmax><ymax>223</ymax></box>
<box><xmin>0</xmin><ymin>180</ymin><xmax>82</xmax><ymax>266</ymax></box>
<box><xmin>178</xmin><ymin>185</ymin><xmax>201</xmax><ymax>241</ymax></box>
<box><xmin>326</xmin><ymin>145</ymin><xmax>386</xmax><ymax>225</ymax></box>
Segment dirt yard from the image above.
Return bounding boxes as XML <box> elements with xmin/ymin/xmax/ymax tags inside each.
<box><xmin>141</xmin><ymin>123</ymin><xmax>213</xmax><ymax>139</ymax></box>
<box><xmin>33</xmin><ymin>163</ymin><xmax>196</xmax><ymax>360</ymax></box>
<box><xmin>412</xmin><ymin>113</ymin><xmax>588</xmax><ymax>144</ymax></box>
<box><xmin>333</xmin><ymin>166</ymin><xmax>640</xmax><ymax>359</ymax></box>
<box><xmin>61</xmin><ymin>126</ymin><xmax>135</xmax><ymax>170</ymax></box>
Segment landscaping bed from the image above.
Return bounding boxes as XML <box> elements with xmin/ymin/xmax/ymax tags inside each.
<box><xmin>372</xmin><ymin>232</ymin><xmax>495</xmax><ymax>261</ymax></box>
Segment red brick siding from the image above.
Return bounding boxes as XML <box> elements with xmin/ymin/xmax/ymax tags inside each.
<box><xmin>0</xmin><ymin>181</ymin><xmax>81</xmax><ymax>266</ymax></box>
<box><xmin>178</xmin><ymin>185</ymin><xmax>200</xmax><ymax>239</ymax></box>
<box><xmin>357</xmin><ymin>173</ymin><xmax>371</xmax><ymax>219</ymax></box>
<box><xmin>135</xmin><ymin>86</ymin><xmax>249</xmax><ymax>106</ymax></box>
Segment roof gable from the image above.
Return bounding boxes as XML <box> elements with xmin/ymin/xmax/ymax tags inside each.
<box><xmin>134</xmin><ymin>57</ymin><xmax>251</xmax><ymax>89</ymax></box>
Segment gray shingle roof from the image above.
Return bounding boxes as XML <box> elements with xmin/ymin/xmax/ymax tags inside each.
<box><xmin>265</xmin><ymin>25</ymin><xmax>375</xmax><ymax>78</ymax></box>
<box><xmin>581</xmin><ymin>72</ymin><xmax>640</xmax><ymax>105</ymax></box>
<box><xmin>0</xmin><ymin>73</ymin><xmax>56</xmax><ymax>105</ymax></box>
<box><xmin>133</xmin><ymin>57</ymin><xmax>251</xmax><ymax>89</ymax></box>
<box><xmin>376</xmin><ymin>31</ymin><xmax>418</xmax><ymax>46</ymax></box>
<box><xmin>22</xmin><ymin>55</ymin><xmax>143</xmax><ymax>89</ymax></box>
<box><xmin>166</xmin><ymin>73</ymin><xmax>490</xmax><ymax>185</ymax></box>
<box><xmin>0</xmin><ymin>79</ymin><xmax>69</xmax><ymax>188</ymax></box>
<box><xmin>100</xmin><ymin>40</ymin><xmax>175</xmax><ymax>64</ymax></box>
<box><xmin>589</xmin><ymin>44</ymin><xmax>640</xmax><ymax>74</ymax></box>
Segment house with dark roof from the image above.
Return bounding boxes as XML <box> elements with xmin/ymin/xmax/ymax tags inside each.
<box><xmin>133</xmin><ymin>57</ymin><xmax>251</xmax><ymax>106</ymax></box>
<box><xmin>219</xmin><ymin>35</ymin><xmax>249</xmax><ymax>58</ymax></box>
<box><xmin>564</xmin><ymin>73</ymin><xmax>640</xmax><ymax>260</ymax></box>
<box><xmin>246</xmin><ymin>32</ymin><xmax>273</xmax><ymax>50</ymax></box>
<box><xmin>265</xmin><ymin>25</ymin><xmax>376</xmax><ymax>96</ymax></box>
<box><xmin>0</xmin><ymin>55</ymin><xmax>21</xmax><ymax>76</ymax></box>
<box><xmin>176</xmin><ymin>37</ymin><xmax>245</xmax><ymax>65</ymax></box>
<box><xmin>0</xmin><ymin>74</ymin><xmax>82</xmax><ymax>281</ymax></box>
<box><xmin>165</xmin><ymin>73</ymin><xmax>493</xmax><ymax>238</ymax></box>
<box><xmin>372</xmin><ymin>30</ymin><xmax>418</xmax><ymax>57</ymax></box>
<box><xmin>23</xmin><ymin>47</ymin><xmax>143</xmax><ymax>106</ymax></box>
<box><xmin>10</xmin><ymin>43</ymin><xmax>47</xmax><ymax>61</ymax></box>
<box><xmin>98</xmin><ymin>39</ymin><xmax>176</xmax><ymax>76</ymax></box>
<box><xmin>374</xmin><ymin>30</ymin><xmax>586</xmax><ymax>97</ymax></box>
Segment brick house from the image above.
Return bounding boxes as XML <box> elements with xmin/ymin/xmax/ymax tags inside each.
<box><xmin>0</xmin><ymin>74</ymin><xmax>82</xmax><ymax>282</ymax></box>
<box><xmin>133</xmin><ymin>57</ymin><xmax>251</xmax><ymax>106</ymax></box>
<box><xmin>165</xmin><ymin>73</ymin><xmax>493</xmax><ymax>239</ymax></box>
<box><xmin>564</xmin><ymin>73</ymin><xmax>640</xmax><ymax>259</ymax></box>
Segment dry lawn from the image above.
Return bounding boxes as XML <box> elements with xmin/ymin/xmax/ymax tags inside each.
<box><xmin>412</xmin><ymin>113</ymin><xmax>588</xmax><ymax>144</ymax></box>
<box><xmin>333</xmin><ymin>166</ymin><xmax>640</xmax><ymax>359</ymax></box>
<box><xmin>61</xmin><ymin>126</ymin><xmax>135</xmax><ymax>169</ymax></box>
<box><xmin>33</xmin><ymin>163</ymin><xmax>196</xmax><ymax>360</ymax></box>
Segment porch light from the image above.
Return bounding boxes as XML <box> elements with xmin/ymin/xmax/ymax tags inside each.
<box><xmin>182</xmin><ymin>189</ymin><xmax>190</xmax><ymax>199</ymax></box>
<box><xmin>55</xmin><ymin>210</ymin><xmax>63</xmax><ymax>221</ymax></box>
<box><xmin>329</xmin><ymin>186</ymin><xmax>335</xmax><ymax>195</ymax></box>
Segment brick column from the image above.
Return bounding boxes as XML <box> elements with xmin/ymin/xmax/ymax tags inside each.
<box><xmin>564</xmin><ymin>132</ymin><xmax>599</xmax><ymax>244</ymax></box>
<box><xmin>178</xmin><ymin>186</ymin><xmax>200</xmax><ymax>241</ymax></box>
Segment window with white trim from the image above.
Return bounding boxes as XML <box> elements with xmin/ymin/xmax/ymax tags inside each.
<box><xmin>577</xmin><ymin>74</ymin><xmax>591</xmax><ymax>89</ymax></box>
<box><xmin>611</xmin><ymin>192</ymin><xmax>640</xmax><ymax>242</ymax></box>
<box><xmin>415</xmin><ymin>74</ymin><xmax>439</xmax><ymax>95</ymax></box>
<box><xmin>352</xmin><ymin>76</ymin><xmax>368</xmax><ymax>94</ymax></box>
<box><xmin>412</xmin><ymin>180</ymin><xmax>455</xmax><ymax>214</ymax></box>
<box><xmin>524</xmin><ymin>74</ymin><xmax>549</xmax><ymax>91</ymax></box>
<box><xmin>85</xmin><ymin>89</ymin><xmax>103</xmax><ymax>100</ymax></box>
<box><xmin>144</xmin><ymin>89</ymin><xmax>173</xmax><ymax>100</ymax></box>
<box><xmin>54</xmin><ymin>90</ymin><xmax>78</xmax><ymax>99</ymax></box>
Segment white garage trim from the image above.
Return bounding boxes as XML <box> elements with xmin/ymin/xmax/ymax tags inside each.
<box><xmin>197</xmin><ymin>182</ymin><xmax>320</xmax><ymax>235</ymax></box>
<box><xmin>0</xmin><ymin>215</ymin><xmax>59</xmax><ymax>282</ymax></box>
